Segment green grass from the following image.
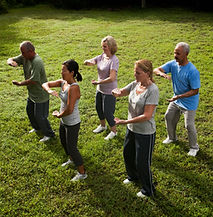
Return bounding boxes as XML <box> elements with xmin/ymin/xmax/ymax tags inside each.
<box><xmin>0</xmin><ymin>4</ymin><xmax>213</xmax><ymax>217</ymax></box>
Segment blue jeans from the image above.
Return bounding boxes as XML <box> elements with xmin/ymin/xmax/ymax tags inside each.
<box><xmin>26</xmin><ymin>98</ymin><xmax>55</xmax><ymax>137</ymax></box>
<box><xmin>123</xmin><ymin>128</ymin><xmax>156</xmax><ymax>196</ymax></box>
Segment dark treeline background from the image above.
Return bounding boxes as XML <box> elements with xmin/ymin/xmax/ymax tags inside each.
<box><xmin>0</xmin><ymin>0</ymin><xmax>213</xmax><ymax>14</ymax></box>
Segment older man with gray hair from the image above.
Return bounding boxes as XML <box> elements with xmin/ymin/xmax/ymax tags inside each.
<box><xmin>7</xmin><ymin>41</ymin><xmax>55</xmax><ymax>142</ymax></box>
<box><xmin>154</xmin><ymin>42</ymin><xmax>200</xmax><ymax>157</ymax></box>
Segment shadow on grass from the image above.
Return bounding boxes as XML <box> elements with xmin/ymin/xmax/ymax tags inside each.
<box><xmin>76</xmin><ymin>137</ymin><xmax>199</xmax><ymax>217</ymax></box>
<box><xmin>153</xmin><ymin>153</ymin><xmax>213</xmax><ymax>205</ymax></box>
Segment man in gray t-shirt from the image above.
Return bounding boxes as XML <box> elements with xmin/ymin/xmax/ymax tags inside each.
<box><xmin>7</xmin><ymin>41</ymin><xmax>55</xmax><ymax>142</ymax></box>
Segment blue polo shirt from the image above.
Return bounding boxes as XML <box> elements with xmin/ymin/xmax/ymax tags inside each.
<box><xmin>162</xmin><ymin>60</ymin><xmax>200</xmax><ymax>110</ymax></box>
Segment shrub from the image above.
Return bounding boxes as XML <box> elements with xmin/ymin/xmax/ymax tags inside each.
<box><xmin>0</xmin><ymin>0</ymin><xmax>8</xmax><ymax>14</ymax></box>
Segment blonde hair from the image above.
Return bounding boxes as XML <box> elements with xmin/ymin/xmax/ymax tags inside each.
<box><xmin>101</xmin><ymin>36</ymin><xmax>117</xmax><ymax>55</ymax></box>
<box><xmin>135</xmin><ymin>59</ymin><xmax>154</xmax><ymax>82</ymax></box>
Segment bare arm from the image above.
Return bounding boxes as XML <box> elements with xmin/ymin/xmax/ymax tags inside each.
<box><xmin>84</xmin><ymin>59</ymin><xmax>96</xmax><ymax>66</ymax></box>
<box><xmin>7</xmin><ymin>58</ymin><xmax>18</xmax><ymax>67</ymax></box>
<box><xmin>112</xmin><ymin>87</ymin><xmax>129</xmax><ymax>97</ymax></box>
<box><xmin>167</xmin><ymin>88</ymin><xmax>199</xmax><ymax>102</ymax></box>
<box><xmin>53</xmin><ymin>85</ymin><xmax>80</xmax><ymax>118</ymax></box>
<box><xmin>12</xmin><ymin>79</ymin><xmax>36</xmax><ymax>86</ymax></box>
<box><xmin>115</xmin><ymin>105</ymin><xmax>156</xmax><ymax>125</ymax></box>
<box><xmin>92</xmin><ymin>69</ymin><xmax>117</xmax><ymax>85</ymax></box>
<box><xmin>42</xmin><ymin>80</ymin><xmax>62</xmax><ymax>97</ymax></box>
<box><xmin>154</xmin><ymin>67</ymin><xmax>171</xmax><ymax>80</ymax></box>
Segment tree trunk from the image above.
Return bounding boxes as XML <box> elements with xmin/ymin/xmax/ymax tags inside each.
<box><xmin>141</xmin><ymin>0</ymin><xmax>146</xmax><ymax>8</ymax></box>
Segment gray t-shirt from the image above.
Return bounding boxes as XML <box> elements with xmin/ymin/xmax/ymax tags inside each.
<box><xmin>59</xmin><ymin>82</ymin><xmax>81</xmax><ymax>126</ymax></box>
<box><xmin>13</xmin><ymin>54</ymin><xmax>49</xmax><ymax>103</ymax></box>
<box><xmin>92</xmin><ymin>53</ymin><xmax>119</xmax><ymax>95</ymax></box>
<box><xmin>124</xmin><ymin>81</ymin><xmax>159</xmax><ymax>134</ymax></box>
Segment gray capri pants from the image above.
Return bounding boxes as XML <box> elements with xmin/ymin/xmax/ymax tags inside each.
<box><xmin>95</xmin><ymin>91</ymin><xmax>116</xmax><ymax>127</ymax></box>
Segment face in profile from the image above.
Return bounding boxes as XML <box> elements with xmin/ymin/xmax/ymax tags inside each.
<box><xmin>101</xmin><ymin>41</ymin><xmax>111</xmax><ymax>55</ymax></box>
<box><xmin>20</xmin><ymin>46</ymin><xmax>32</xmax><ymax>59</ymax></box>
<box><xmin>174</xmin><ymin>46</ymin><xmax>187</xmax><ymax>64</ymax></box>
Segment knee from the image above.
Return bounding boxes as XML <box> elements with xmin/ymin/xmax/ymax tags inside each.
<box><xmin>185</xmin><ymin>123</ymin><xmax>196</xmax><ymax>132</ymax></box>
<box><xmin>165</xmin><ymin>111</ymin><xmax>172</xmax><ymax>121</ymax></box>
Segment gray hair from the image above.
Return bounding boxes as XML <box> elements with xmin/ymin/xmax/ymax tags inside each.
<box><xmin>20</xmin><ymin>41</ymin><xmax>35</xmax><ymax>52</ymax></box>
<box><xmin>101</xmin><ymin>35</ymin><xmax>117</xmax><ymax>55</ymax></box>
<box><xmin>176</xmin><ymin>42</ymin><xmax>190</xmax><ymax>54</ymax></box>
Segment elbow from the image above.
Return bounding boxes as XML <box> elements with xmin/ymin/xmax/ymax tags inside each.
<box><xmin>67</xmin><ymin>108</ymin><xmax>74</xmax><ymax>115</ymax></box>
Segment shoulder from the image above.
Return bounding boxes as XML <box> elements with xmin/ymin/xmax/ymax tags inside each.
<box><xmin>32</xmin><ymin>55</ymin><xmax>44</xmax><ymax>65</ymax></box>
<box><xmin>69</xmin><ymin>83</ymin><xmax>80</xmax><ymax>91</ymax></box>
<box><xmin>111</xmin><ymin>54</ymin><xmax>119</xmax><ymax>61</ymax></box>
<box><xmin>187</xmin><ymin>62</ymin><xmax>199</xmax><ymax>71</ymax></box>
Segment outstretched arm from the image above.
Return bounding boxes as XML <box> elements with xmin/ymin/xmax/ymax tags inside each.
<box><xmin>167</xmin><ymin>88</ymin><xmax>199</xmax><ymax>102</ymax></box>
<box><xmin>115</xmin><ymin>105</ymin><xmax>156</xmax><ymax>125</ymax></box>
<box><xmin>154</xmin><ymin>67</ymin><xmax>171</xmax><ymax>80</ymax></box>
<box><xmin>112</xmin><ymin>87</ymin><xmax>129</xmax><ymax>98</ymax></box>
<box><xmin>7</xmin><ymin>58</ymin><xmax>18</xmax><ymax>67</ymax></box>
<box><xmin>42</xmin><ymin>80</ymin><xmax>62</xmax><ymax>97</ymax></box>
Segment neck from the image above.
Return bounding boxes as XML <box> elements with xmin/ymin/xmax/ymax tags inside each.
<box><xmin>140</xmin><ymin>79</ymin><xmax>152</xmax><ymax>87</ymax></box>
<box><xmin>105</xmin><ymin>52</ymin><xmax>112</xmax><ymax>58</ymax></box>
<box><xmin>66</xmin><ymin>77</ymin><xmax>76</xmax><ymax>85</ymax></box>
<box><xmin>179</xmin><ymin>58</ymin><xmax>189</xmax><ymax>66</ymax></box>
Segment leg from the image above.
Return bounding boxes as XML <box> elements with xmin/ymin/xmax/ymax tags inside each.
<box><xmin>34</xmin><ymin>100</ymin><xmax>55</xmax><ymax>137</ymax></box>
<box><xmin>183</xmin><ymin>109</ymin><xmax>199</xmax><ymax>150</ymax></box>
<box><xmin>95</xmin><ymin>91</ymin><xmax>106</xmax><ymax>126</ymax></box>
<box><xmin>165</xmin><ymin>102</ymin><xmax>181</xmax><ymax>140</ymax></box>
<box><xmin>103</xmin><ymin>94</ymin><xmax>116</xmax><ymax>132</ymax></box>
<box><xmin>59</xmin><ymin>122</ymin><xmax>69</xmax><ymax>155</ymax></box>
<box><xmin>135</xmin><ymin>133</ymin><xmax>156</xmax><ymax>196</ymax></box>
<box><xmin>123</xmin><ymin>128</ymin><xmax>138</xmax><ymax>181</ymax></box>
<box><xmin>65</xmin><ymin>123</ymin><xmax>84</xmax><ymax>169</ymax></box>
<box><xmin>26</xmin><ymin>98</ymin><xmax>40</xmax><ymax>130</ymax></box>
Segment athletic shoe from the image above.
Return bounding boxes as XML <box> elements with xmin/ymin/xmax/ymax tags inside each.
<box><xmin>93</xmin><ymin>125</ymin><xmax>107</xmax><ymax>133</ymax></box>
<box><xmin>137</xmin><ymin>191</ymin><xmax>147</xmax><ymax>198</ymax></box>
<box><xmin>104</xmin><ymin>131</ymin><xmax>117</xmax><ymax>140</ymax></box>
<box><xmin>71</xmin><ymin>172</ymin><xmax>88</xmax><ymax>181</ymax></box>
<box><xmin>61</xmin><ymin>159</ymin><xmax>74</xmax><ymax>167</ymax></box>
<box><xmin>187</xmin><ymin>148</ymin><xmax>199</xmax><ymax>157</ymax></box>
<box><xmin>29</xmin><ymin>128</ymin><xmax>37</xmax><ymax>133</ymax></box>
<box><xmin>39</xmin><ymin>136</ymin><xmax>51</xmax><ymax>142</ymax></box>
<box><xmin>123</xmin><ymin>179</ymin><xmax>133</xmax><ymax>184</ymax></box>
<box><xmin>162</xmin><ymin>137</ymin><xmax>177</xmax><ymax>144</ymax></box>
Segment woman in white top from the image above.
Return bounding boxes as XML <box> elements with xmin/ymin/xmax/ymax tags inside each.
<box><xmin>112</xmin><ymin>59</ymin><xmax>159</xmax><ymax>198</ymax></box>
<box><xmin>42</xmin><ymin>59</ymin><xmax>87</xmax><ymax>181</ymax></box>
<box><xmin>84</xmin><ymin>36</ymin><xmax>119</xmax><ymax>140</ymax></box>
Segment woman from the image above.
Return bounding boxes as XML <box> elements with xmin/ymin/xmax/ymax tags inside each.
<box><xmin>84</xmin><ymin>36</ymin><xmax>119</xmax><ymax>140</ymax></box>
<box><xmin>42</xmin><ymin>59</ymin><xmax>87</xmax><ymax>181</ymax></box>
<box><xmin>112</xmin><ymin>59</ymin><xmax>159</xmax><ymax>197</ymax></box>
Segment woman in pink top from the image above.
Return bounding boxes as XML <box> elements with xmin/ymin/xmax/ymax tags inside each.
<box><xmin>84</xmin><ymin>36</ymin><xmax>119</xmax><ymax>140</ymax></box>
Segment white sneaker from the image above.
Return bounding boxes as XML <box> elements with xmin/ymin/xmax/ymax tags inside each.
<box><xmin>71</xmin><ymin>172</ymin><xmax>88</xmax><ymax>181</ymax></box>
<box><xmin>61</xmin><ymin>159</ymin><xmax>74</xmax><ymax>167</ymax></box>
<box><xmin>104</xmin><ymin>131</ymin><xmax>117</xmax><ymax>140</ymax></box>
<box><xmin>162</xmin><ymin>137</ymin><xmax>177</xmax><ymax>144</ymax></box>
<box><xmin>187</xmin><ymin>148</ymin><xmax>199</xmax><ymax>157</ymax></box>
<box><xmin>93</xmin><ymin>125</ymin><xmax>107</xmax><ymax>133</ymax></box>
<box><xmin>39</xmin><ymin>136</ymin><xmax>51</xmax><ymax>142</ymax></box>
<box><xmin>29</xmin><ymin>128</ymin><xmax>37</xmax><ymax>133</ymax></box>
<box><xmin>137</xmin><ymin>191</ymin><xmax>146</xmax><ymax>198</ymax></box>
<box><xmin>123</xmin><ymin>179</ymin><xmax>132</xmax><ymax>184</ymax></box>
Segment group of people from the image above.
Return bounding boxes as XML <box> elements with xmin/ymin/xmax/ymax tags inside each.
<box><xmin>7</xmin><ymin>36</ymin><xmax>200</xmax><ymax>198</ymax></box>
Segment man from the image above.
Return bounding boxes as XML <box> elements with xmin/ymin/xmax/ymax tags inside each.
<box><xmin>7</xmin><ymin>41</ymin><xmax>55</xmax><ymax>142</ymax></box>
<box><xmin>154</xmin><ymin>42</ymin><xmax>200</xmax><ymax>157</ymax></box>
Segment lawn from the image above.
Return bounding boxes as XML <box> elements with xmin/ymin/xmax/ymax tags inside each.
<box><xmin>0</xmin><ymin>4</ymin><xmax>212</xmax><ymax>217</ymax></box>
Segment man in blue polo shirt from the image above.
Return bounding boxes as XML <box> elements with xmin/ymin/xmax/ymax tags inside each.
<box><xmin>154</xmin><ymin>42</ymin><xmax>200</xmax><ymax>157</ymax></box>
